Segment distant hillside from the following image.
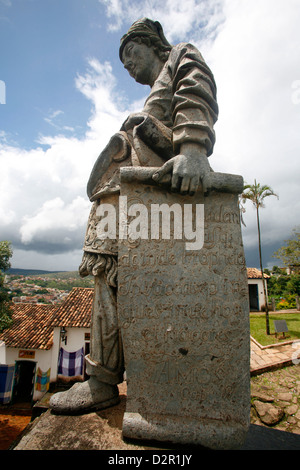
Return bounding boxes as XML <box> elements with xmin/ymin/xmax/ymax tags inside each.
<box><xmin>38</xmin><ymin>271</ymin><xmax>82</xmax><ymax>280</ymax></box>
<box><xmin>6</xmin><ymin>268</ymin><xmax>84</xmax><ymax>279</ymax></box>
<box><xmin>5</xmin><ymin>269</ymin><xmax>93</xmax><ymax>296</ymax></box>
<box><xmin>7</xmin><ymin>268</ymin><xmax>66</xmax><ymax>276</ymax></box>
<box><xmin>7</xmin><ymin>269</ymin><xmax>93</xmax><ymax>281</ymax></box>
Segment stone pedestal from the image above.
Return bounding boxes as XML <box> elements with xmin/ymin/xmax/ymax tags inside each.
<box><xmin>117</xmin><ymin>168</ymin><xmax>250</xmax><ymax>450</ymax></box>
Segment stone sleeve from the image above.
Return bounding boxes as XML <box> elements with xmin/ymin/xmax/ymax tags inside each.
<box><xmin>169</xmin><ymin>43</ymin><xmax>219</xmax><ymax>156</ymax></box>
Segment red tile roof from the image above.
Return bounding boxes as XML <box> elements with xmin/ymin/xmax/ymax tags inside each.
<box><xmin>51</xmin><ymin>287</ymin><xmax>93</xmax><ymax>328</ymax></box>
<box><xmin>0</xmin><ymin>288</ymin><xmax>94</xmax><ymax>350</ymax></box>
<box><xmin>0</xmin><ymin>303</ymin><xmax>57</xmax><ymax>350</ymax></box>
<box><xmin>247</xmin><ymin>268</ymin><xmax>270</xmax><ymax>279</ymax></box>
<box><xmin>2</xmin><ymin>271</ymin><xmax>270</xmax><ymax>351</ymax></box>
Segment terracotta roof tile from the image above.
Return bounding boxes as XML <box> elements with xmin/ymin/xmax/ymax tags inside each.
<box><xmin>51</xmin><ymin>287</ymin><xmax>93</xmax><ymax>328</ymax></box>
<box><xmin>0</xmin><ymin>303</ymin><xmax>57</xmax><ymax>350</ymax></box>
<box><xmin>247</xmin><ymin>267</ymin><xmax>270</xmax><ymax>279</ymax></box>
<box><xmin>0</xmin><ymin>288</ymin><xmax>94</xmax><ymax>350</ymax></box>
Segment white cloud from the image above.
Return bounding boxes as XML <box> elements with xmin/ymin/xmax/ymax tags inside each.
<box><xmin>201</xmin><ymin>0</ymin><xmax>300</xmax><ymax>265</ymax></box>
<box><xmin>99</xmin><ymin>0</ymin><xmax>224</xmax><ymax>45</ymax></box>
<box><xmin>0</xmin><ymin>59</ymin><xmax>131</xmax><ymax>269</ymax></box>
<box><xmin>75</xmin><ymin>59</ymin><xmax>129</xmax><ymax>140</ymax></box>
<box><xmin>44</xmin><ymin>109</ymin><xmax>64</xmax><ymax>129</ymax></box>
<box><xmin>11</xmin><ymin>247</ymin><xmax>83</xmax><ymax>272</ymax></box>
<box><xmin>20</xmin><ymin>196</ymin><xmax>90</xmax><ymax>247</ymax></box>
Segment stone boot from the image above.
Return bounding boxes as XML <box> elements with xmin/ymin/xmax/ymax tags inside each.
<box><xmin>49</xmin><ymin>377</ymin><xmax>120</xmax><ymax>415</ymax></box>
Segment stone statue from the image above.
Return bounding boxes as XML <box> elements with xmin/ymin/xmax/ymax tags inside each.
<box><xmin>50</xmin><ymin>17</ymin><xmax>218</xmax><ymax>414</ymax></box>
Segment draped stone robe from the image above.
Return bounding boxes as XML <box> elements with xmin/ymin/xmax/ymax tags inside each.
<box><xmin>79</xmin><ymin>42</ymin><xmax>218</xmax><ymax>383</ymax></box>
<box><xmin>81</xmin><ymin>42</ymin><xmax>218</xmax><ymax>263</ymax></box>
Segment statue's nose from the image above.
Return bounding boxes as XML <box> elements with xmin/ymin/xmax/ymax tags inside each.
<box><xmin>124</xmin><ymin>59</ymin><xmax>133</xmax><ymax>71</ymax></box>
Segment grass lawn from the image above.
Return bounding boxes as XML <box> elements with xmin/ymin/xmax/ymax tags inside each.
<box><xmin>250</xmin><ymin>311</ymin><xmax>300</xmax><ymax>346</ymax></box>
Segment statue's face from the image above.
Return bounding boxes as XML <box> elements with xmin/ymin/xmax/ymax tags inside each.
<box><xmin>122</xmin><ymin>40</ymin><xmax>157</xmax><ymax>85</ymax></box>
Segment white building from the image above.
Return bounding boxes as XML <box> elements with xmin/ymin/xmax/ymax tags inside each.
<box><xmin>0</xmin><ymin>288</ymin><xmax>93</xmax><ymax>404</ymax></box>
<box><xmin>247</xmin><ymin>268</ymin><xmax>270</xmax><ymax>311</ymax></box>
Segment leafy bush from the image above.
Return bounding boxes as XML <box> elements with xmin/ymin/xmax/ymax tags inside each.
<box><xmin>276</xmin><ymin>295</ymin><xmax>296</xmax><ymax>310</ymax></box>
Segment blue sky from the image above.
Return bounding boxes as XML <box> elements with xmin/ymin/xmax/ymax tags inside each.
<box><xmin>1</xmin><ymin>0</ymin><xmax>126</xmax><ymax>147</ymax></box>
<box><xmin>1</xmin><ymin>0</ymin><xmax>300</xmax><ymax>271</ymax></box>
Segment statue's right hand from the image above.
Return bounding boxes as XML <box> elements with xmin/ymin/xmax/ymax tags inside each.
<box><xmin>122</xmin><ymin>112</ymin><xmax>147</xmax><ymax>131</ymax></box>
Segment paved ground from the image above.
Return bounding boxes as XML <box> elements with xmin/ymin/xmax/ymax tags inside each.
<box><xmin>250</xmin><ymin>336</ymin><xmax>300</xmax><ymax>375</ymax></box>
<box><xmin>250</xmin><ymin>363</ymin><xmax>300</xmax><ymax>436</ymax></box>
<box><xmin>250</xmin><ymin>308</ymin><xmax>300</xmax><ymax>375</ymax></box>
<box><xmin>12</xmin><ymin>367</ymin><xmax>300</xmax><ymax>450</ymax></box>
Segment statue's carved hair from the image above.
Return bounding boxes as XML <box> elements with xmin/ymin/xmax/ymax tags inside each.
<box><xmin>119</xmin><ymin>18</ymin><xmax>172</xmax><ymax>62</ymax></box>
<box><xmin>129</xmin><ymin>35</ymin><xmax>170</xmax><ymax>62</ymax></box>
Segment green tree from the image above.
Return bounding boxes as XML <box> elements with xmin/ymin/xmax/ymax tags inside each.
<box><xmin>286</xmin><ymin>274</ymin><xmax>300</xmax><ymax>296</ymax></box>
<box><xmin>0</xmin><ymin>241</ymin><xmax>13</xmax><ymax>272</ymax></box>
<box><xmin>0</xmin><ymin>241</ymin><xmax>13</xmax><ymax>332</ymax></box>
<box><xmin>273</xmin><ymin>227</ymin><xmax>300</xmax><ymax>273</ymax></box>
<box><xmin>242</xmin><ymin>180</ymin><xmax>278</xmax><ymax>334</ymax></box>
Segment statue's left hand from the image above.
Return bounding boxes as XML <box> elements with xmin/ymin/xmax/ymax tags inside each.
<box><xmin>152</xmin><ymin>144</ymin><xmax>210</xmax><ymax>196</ymax></box>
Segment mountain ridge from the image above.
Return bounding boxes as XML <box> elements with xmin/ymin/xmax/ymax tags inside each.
<box><xmin>7</xmin><ymin>268</ymin><xmax>74</xmax><ymax>277</ymax></box>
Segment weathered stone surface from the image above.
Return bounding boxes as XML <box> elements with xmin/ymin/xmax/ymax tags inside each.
<box><xmin>253</xmin><ymin>401</ymin><xmax>284</xmax><ymax>426</ymax></box>
<box><xmin>277</xmin><ymin>392</ymin><xmax>293</xmax><ymax>402</ymax></box>
<box><xmin>251</xmin><ymin>384</ymin><xmax>274</xmax><ymax>402</ymax></box>
<box><xmin>285</xmin><ymin>404</ymin><xmax>298</xmax><ymax>416</ymax></box>
<box><xmin>251</xmin><ymin>391</ymin><xmax>274</xmax><ymax>403</ymax></box>
<box><xmin>250</xmin><ymin>365</ymin><xmax>300</xmax><ymax>434</ymax></box>
<box><xmin>117</xmin><ymin>167</ymin><xmax>250</xmax><ymax>450</ymax></box>
<box><xmin>14</xmin><ymin>393</ymin><xmax>142</xmax><ymax>451</ymax></box>
<box><xmin>13</xmin><ymin>400</ymin><xmax>300</xmax><ymax>451</ymax></box>
<box><xmin>13</xmin><ymin>368</ymin><xmax>300</xmax><ymax>450</ymax></box>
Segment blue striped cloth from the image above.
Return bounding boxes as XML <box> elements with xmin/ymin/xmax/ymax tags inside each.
<box><xmin>57</xmin><ymin>347</ymin><xmax>84</xmax><ymax>377</ymax></box>
<box><xmin>0</xmin><ymin>364</ymin><xmax>15</xmax><ymax>404</ymax></box>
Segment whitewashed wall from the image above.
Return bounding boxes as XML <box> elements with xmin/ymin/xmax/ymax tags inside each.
<box><xmin>56</xmin><ymin>327</ymin><xmax>90</xmax><ymax>354</ymax></box>
<box><xmin>3</xmin><ymin>326</ymin><xmax>90</xmax><ymax>401</ymax></box>
<box><xmin>0</xmin><ymin>341</ymin><xmax>6</xmax><ymax>363</ymax></box>
<box><xmin>248</xmin><ymin>278</ymin><xmax>268</xmax><ymax>310</ymax></box>
<box><xmin>5</xmin><ymin>348</ymin><xmax>53</xmax><ymax>401</ymax></box>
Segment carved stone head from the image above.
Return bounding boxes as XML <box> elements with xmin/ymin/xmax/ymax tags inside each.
<box><xmin>119</xmin><ymin>18</ymin><xmax>172</xmax><ymax>63</ymax></box>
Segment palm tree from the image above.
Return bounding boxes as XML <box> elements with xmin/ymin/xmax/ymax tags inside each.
<box><xmin>242</xmin><ymin>180</ymin><xmax>278</xmax><ymax>335</ymax></box>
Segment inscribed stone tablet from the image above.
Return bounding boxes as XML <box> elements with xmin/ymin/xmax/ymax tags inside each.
<box><xmin>118</xmin><ymin>174</ymin><xmax>250</xmax><ymax>450</ymax></box>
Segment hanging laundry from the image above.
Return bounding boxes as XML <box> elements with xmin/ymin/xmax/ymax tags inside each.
<box><xmin>57</xmin><ymin>347</ymin><xmax>84</xmax><ymax>377</ymax></box>
<box><xmin>0</xmin><ymin>364</ymin><xmax>15</xmax><ymax>404</ymax></box>
<box><xmin>35</xmin><ymin>367</ymin><xmax>51</xmax><ymax>392</ymax></box>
